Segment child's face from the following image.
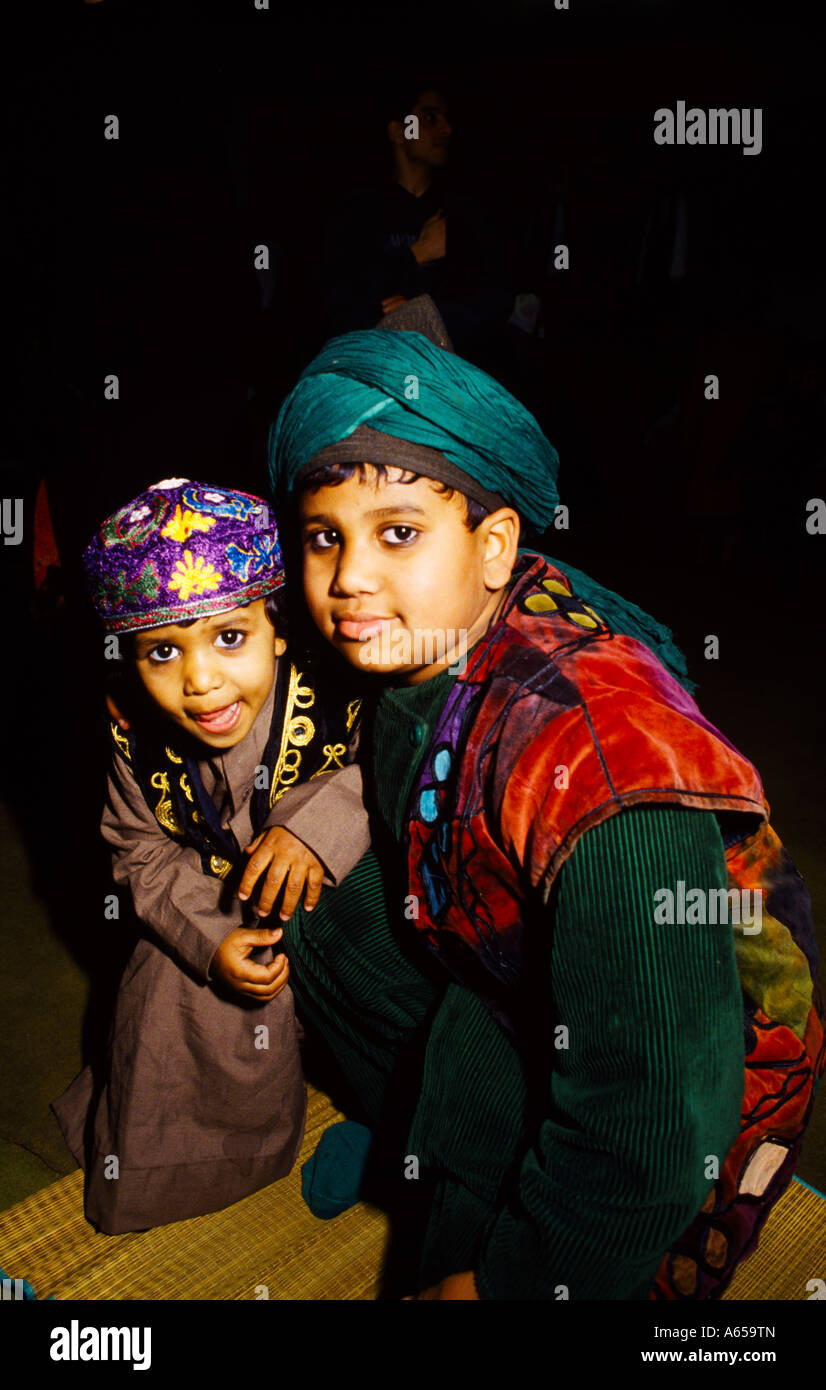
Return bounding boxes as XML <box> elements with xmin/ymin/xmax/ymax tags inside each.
<box><xmin>299</xmin><ymin>466</ymin><xmax>516</xmax><ymax>684</ymax></box>
<box><xmin>132</xmin><ymin>599</ymin><xmax>285</xmax><ymax>748</ymax></box>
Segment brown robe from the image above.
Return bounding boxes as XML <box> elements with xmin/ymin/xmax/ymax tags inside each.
<box><xmin>52</xmin><ymin>673</ymin><xmax>370</xmax><ymax>1235</ymax></box>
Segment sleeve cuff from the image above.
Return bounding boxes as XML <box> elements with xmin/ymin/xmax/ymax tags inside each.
<box><xmin>261</xmin><ymin>767</ymin><xmax>371</xmax><ymax>886</ymax></box>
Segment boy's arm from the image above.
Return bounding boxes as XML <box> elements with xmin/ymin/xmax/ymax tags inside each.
<box><xmin>258</xmin><ymin>764</ymin><xmax>371</xmax><ymax>886</ymax></box>
<box><xmin>102</xmin><ymin>753</ymin><xmax>248</xmax><ymax>984</ymax></box>
<box><xmin>473</xmin><ymin>803</ymin><xmax>744</xmax><ymax>1300</ymax></box>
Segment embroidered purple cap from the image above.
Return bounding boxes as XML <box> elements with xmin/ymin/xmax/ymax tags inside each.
<box><xmin>84</xmin><ymin>479</ymin><xmax>285</xmax><ymax>634</ymax></box>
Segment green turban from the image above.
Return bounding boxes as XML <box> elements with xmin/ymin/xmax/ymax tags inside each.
<box><xmin>267</xmin><ymin>328</ymin><xmax>561</xmax><ymax>534</ymax></box>
<box><xmin>267</xmin><ymin>312</ymin><xmax>694</xmax><ymax>693</ymax></box>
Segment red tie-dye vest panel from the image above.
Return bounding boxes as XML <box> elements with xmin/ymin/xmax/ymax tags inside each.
<box><xmin>404</xmin><ymin>554</ymin><xmax>824</xmax><ymax>1299</ymax></box>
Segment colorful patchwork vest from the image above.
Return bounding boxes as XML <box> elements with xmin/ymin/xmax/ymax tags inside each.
<box><xmin>405</xmin><ymin>553</ymin><xmax>824</xmax><ymax>1300</ymax></box>
<box><xmin>109</xmin><ymin>651</ymin><xmax>361</xmax><ymax>879</ymax></box>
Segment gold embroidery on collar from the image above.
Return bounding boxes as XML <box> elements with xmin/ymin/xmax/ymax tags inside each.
<box><xmin>111</xmin><ymin>721</ymin><xmax>131</xmax><ymax>760</ymax></box>
<box><xmin>150</xmin><ymin>771</ymin><xmax>184</xmax><ymax>834</ymax></box>
<box><xmin>346</xmin><ymin>699</ymin><xmax>362</xmax><ymax>731</ymax></box>
<box><xmin>269</xmin><ymin>663</ymin><xmax>316</xmax><ymax>807</ymax></box>
<box><xmin>310</xmin><ymin>742</ymin><xmax>347</xmax><ymax>779</ymax></box>
<box><xmin>179</xmin><ymin>773</ymin><xmax>194</xmax><ymax>802</ymax></box>
<box><xmin>166</xmin><ymin>747</ymin><xmax>183</xmax><ymax>764</ymax></box>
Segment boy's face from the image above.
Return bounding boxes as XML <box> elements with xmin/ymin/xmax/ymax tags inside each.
<box><xmin>132</xmin><ymin>599</ymin><xmax>285</xmax><ymax>749</ymax></box>
<box><xmin>299</xmin><ymin>466</ymin><xmax>517</xmax><ymax>684</ymax></box>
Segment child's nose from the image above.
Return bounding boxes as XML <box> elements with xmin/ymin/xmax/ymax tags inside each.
<box><xmin>182</xmin><ymin>651</ymin><xmax>223</xmax><ymax>695</ymax></box>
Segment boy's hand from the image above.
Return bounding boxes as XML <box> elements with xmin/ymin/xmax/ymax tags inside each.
<box><xmin>403</xmin><ymin>1271</ymin><xmax>479</xmax><ymax>1300</ymax></box>
<box><xmin>211</xmin><ymin>925</ymin><xmax>289</xmax><ymax>1000</ymax></box>
<box><xmin>239</xmin><ymin>827</ymin><xmax>325</xmax><ymax>920</ymax></box>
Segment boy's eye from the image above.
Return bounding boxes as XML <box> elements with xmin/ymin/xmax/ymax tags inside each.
<box><xmin>215</xmin><ymin>629</ymin><xmax>245</xmax><ymax>650</ymax></box>
<box><xmin>305</xmin><ymin>528</ymin><xmax>339</xmax><ymax>551</ymax></box>
<box><xmin>381</xmin><ymin>525</ymin><xmax>418</xmax><ymax>546</ymax></box>
<box><xmin>147</xmin><ymin>643</ymin><xmax>178</xmax><ymax>664</ymax></box>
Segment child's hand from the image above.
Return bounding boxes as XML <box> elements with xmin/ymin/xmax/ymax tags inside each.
<box><xmin>211</xmin><ymin>925</ymin><xmax>289</xmax><ymax>1000</ymax></box>
<box><xmin>239</xmin><ymin>827</ymin><xmax>325</xmax><ymax>921</ymax></box>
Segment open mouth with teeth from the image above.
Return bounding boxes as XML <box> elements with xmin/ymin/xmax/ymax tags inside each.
<box><xmin>190</xmin><ymin>701</ymin><xmax>242</xmax><ymax>734</ymax></box>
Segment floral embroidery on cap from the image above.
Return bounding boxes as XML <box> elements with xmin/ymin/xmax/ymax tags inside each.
<box><xmin>85</xmin><ymin>480</ymin><xmax>285</xmax><ymax>632</ymax></box>
<box><xmin>161</xmin><ymin>504</ymin><xmax>217</xmax><ymax>543</ymax></box>
<box><xmin>168</xmin><ymin>550</ymin><xmax>223</xmax><ymax>601</ymax></box>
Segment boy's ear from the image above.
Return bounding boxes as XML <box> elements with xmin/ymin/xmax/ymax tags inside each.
<box><xmin>481</xmin><ymin>508</ymin><xmax>520</xmax><ymax>591</ymax></box>
<box><xmin>274</xmin><ymin>635</ymin><xmax>287</xmax><ymax>657</ymax></box>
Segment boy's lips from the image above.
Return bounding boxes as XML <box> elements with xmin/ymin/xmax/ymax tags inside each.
<box><xmin>190</xmin><ymin>701</ymin><xmax>242</xmax><ymax>733</ymax></box>
<box><xmin>334</xmin><ymin>614</ymin><xmax>394</xmax><ymax>641</ymax></box>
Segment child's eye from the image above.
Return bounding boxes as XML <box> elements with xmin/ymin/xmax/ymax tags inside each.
<box><xmin>305</xmin><ymin>528</ymin><xmax>339</xmax><ymax>551</ymax></box>
<box><xmin>215</xmin><ymin>629</ymin><xmax>245</xmax><ymax>650</ymax></box>
<box><xmin>381</xmin><ymin>525</ymin><xmax>419</xmax><ymax>546</ymax></box>
<box><xmin>147</xmin><ymin>644</ymin><xmax>178</xmax><ymax>664</ymax></box>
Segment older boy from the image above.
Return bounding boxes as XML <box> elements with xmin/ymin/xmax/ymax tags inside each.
<box><xmin>267</xmin><ymin>299</ymin><xmax>824</xmax><ymax>1299</ymax></box>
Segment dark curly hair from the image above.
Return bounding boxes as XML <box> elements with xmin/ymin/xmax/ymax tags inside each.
<box><xmin>299</xmin><ymin>461</ymin><xmax>490</xmax><ymax>532</ymax></box>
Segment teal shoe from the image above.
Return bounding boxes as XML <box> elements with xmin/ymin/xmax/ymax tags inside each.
<box><xmin>301</xmin><ymin>1120</ymin><xmax>373</xmax><ymax>1220</ymax></box>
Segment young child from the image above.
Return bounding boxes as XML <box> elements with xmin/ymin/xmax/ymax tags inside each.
<box><xmin>53</xmin><ymin>478</ymin><xmax>369</xmax><ymax>1235</ymax></box>
<box><xmin>267</xmin><ymin>298</ymin><xmax>825</xmax><ymax>1300</ymax></box>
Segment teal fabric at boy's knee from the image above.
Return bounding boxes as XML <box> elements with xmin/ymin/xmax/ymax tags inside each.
<box><xmin>301</xmin><ymin>1120</ymin><xmax>373</xmax><ymax>1219</ymax></box>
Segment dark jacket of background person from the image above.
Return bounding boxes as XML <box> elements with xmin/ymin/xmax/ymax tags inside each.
<box><xmin>322</xmin><ymin>176</ymin><xmax>514</xmax><ymax>358</ymax></box>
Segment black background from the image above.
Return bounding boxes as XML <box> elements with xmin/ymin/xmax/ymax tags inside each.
<box><xmin>2</xmin><ymin>0</ymin><xmax>825</xmax><ymax>1318</ymax></box>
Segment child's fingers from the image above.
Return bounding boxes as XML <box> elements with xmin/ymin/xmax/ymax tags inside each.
<box><xmin>244</xmin><ymin>833</ymin><xmax>265</xmax><ymax>855</ymax></box>
<box><xmin>233</xmin><ymin>952</ymin><xmax>288</xmax><ymax>987</ymax></box>
<box><xmin>238</xmin><ymin>844</ymin><xmax>277</xmax><ymax>900</ymax></box>
<box><xmin>214</xmin><ymin>928</ymin><xmax>281</xmax><ymax>982</ymax></box>
<box><xmin>278</xmin><ymin>863</ymin><xmax>315</xmax><ymax>921</ymax></box>
<box><xmin>302</xmin><ymin>865</ymin><xmax>325</xmax><ymax>913</ymax></box>
<box><xmin>244</xmin><ymin>927</ymin><xmax>283</xmax><ymax>949</ymax></box>
<box><xmin>256</xmin><ymin>859</ymin><xmax>291</xmax><ymax>918</ymax></box>
<box><xmin>267</xmin><ymin>960</ymin><xmax>290</xmax><ymax>1000</ymax></box>
<box><xmin>234</xmin><ymin>956</ymin><xmax>290</xmax><ymax>1000</ymax></box>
